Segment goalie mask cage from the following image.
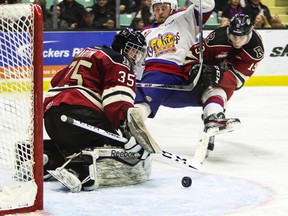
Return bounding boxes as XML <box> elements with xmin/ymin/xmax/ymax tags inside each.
<box><xmin>0</xmin><ymin>3</ymin><xmax>43</xmax><ymax>215</ymax></box>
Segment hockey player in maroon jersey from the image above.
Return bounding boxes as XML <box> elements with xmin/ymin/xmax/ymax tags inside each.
<box><xmin>187</xmin><ymin>14</ymin><xmax>264</xmax><ymax>153</ymax></box>
<box><xmin>43</xmin><ymin>28</ymin><xmax>161</xmax><ymax>192</ymax></box>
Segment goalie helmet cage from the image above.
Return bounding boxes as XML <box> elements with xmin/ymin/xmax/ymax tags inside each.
<box><xmin>0</xmin><ymin>3</ymin><xmax>43</xmax><ymax>215</ymax></box>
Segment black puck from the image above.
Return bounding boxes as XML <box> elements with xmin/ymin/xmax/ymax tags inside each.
<box><xmin>181</xmin><ymin>176</ymin><xmax>192</xmax><ymax>187</ymax></box>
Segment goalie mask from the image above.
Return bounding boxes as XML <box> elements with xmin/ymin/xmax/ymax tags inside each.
<box><xmin>111</xmin><ymin>28</ymin><xmax>147</xmax><ymax>66</ymax></box>
<box><xmin>227</xmin><ymin>14</ymin><xmax>253</xmax><ymax>48</ymax></box>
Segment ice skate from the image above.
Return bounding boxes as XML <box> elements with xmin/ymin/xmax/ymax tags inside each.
<box><xmin>201</xmin><ymin>112</ymin><xmax>241</xmax><ymax>159</ymax></box>
<box><xmin>204</xmin><ymin>112</ymin><xmax>241</xmax><ymax>136</ymax></box>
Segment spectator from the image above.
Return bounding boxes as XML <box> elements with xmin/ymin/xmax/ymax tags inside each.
<box><xmin>221</xmin><ymin>0</ymin><xmax>249</xmax><ymax>20</ymax></box>
<box><xmin>58</xmin><ymin>0</ymin><xmax>85</xmax><ymax>29</ymax></box>
<box><xmin>219</xmin><ymin>16</ymin><xmax>230</xmax><ymax>26</ymax></box>
<box><xmin>109</xmin><ymin>0</ymin><xmax>132</xmax><ymax>14</ymax></box>
<box><xmin>44</xmin><ymin>5</ymin><xmax>69</xmax><ymax>30</ymax></box>
<box><xmin>77</xmin><ymin>7</ymin><xmax>98</xmax><ymax>29</ymax></box>
<box><xmin>130</xmin><ymin>17</ymin><xmax>144</xmax><ymax>29</ymax></box>
<box><xmin>0</xmin><ymin>0</ymin><xmax>22</xmax><ymax>3</ymax></box>
<box><xmin>135</xmin><ymin>0</ymin><xmax>154</xmax><ymax>27</ymax></box>
<box><xmin>270</xmin><ymin>14</ymin><xmax>287</xmax><ymax>28</ymax></box>
<box><xmin>129</xmin><ymin>0</ymin><xmax>142</xmax><ymax>13</ymax></box>
<box><xmin>254</xmin><ymin>13</ymin><xmax>271</xmax><ymax>28</ymax></box>
<box><xmin>103</xmin><ymin>18</ymin><xmax>115</xmax><ymax>29</ymax></box>
<box><xmin>213</xmin><ymin>0</ymin><xmax>229</xmax><ymax>16</ymax></box>
<box><xmin>92</xmin><ymin>0</ymin><xmax>116</xmax><ymax>29</ymax></box>
<box><xmin>246</xmin><ymin>0</ymin><xmax>272</xmax><ymax>25</ymax></box>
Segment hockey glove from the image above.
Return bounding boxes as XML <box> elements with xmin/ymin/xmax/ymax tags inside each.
<box><xmin>189</xmin><ymin>64</ymin><xmax>223</xmax><ymax>87</ymax></box>
<box><xmin>124</xmin><ymin>136</ymin><xmax>150</xmax><ymax>160</ymax></box>
<box><xmin>189</xmin><ymin>0</ymin><xmax>215</xmax><ymax>12</ymax></box>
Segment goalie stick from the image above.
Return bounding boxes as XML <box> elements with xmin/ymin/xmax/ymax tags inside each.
<box><xmin>60</xmin><ymin>115</ymin><xmax>202</xmax><ymax>171</ymax></box>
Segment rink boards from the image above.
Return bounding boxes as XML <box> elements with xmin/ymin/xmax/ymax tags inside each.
<box><xmin>41</xmin><ymin>29</ymin><xmax>288</xmax><ymax>90</ymax></box>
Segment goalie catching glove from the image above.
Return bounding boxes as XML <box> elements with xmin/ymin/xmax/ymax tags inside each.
<box><xmin>189</xmin><ymin>64</ymin><xmax>223</xmax><ymax>88</ymax></box>
<box><xmin>124</xmin><ymin>136</ymin><xmax>150</xmax><ymax>160</ymax></box>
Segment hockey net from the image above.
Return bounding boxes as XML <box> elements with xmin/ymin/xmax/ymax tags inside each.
<box><xmin>0</xmin><ymin>3</ymin><xmax>43</xmax><ymax>214</ymax></box>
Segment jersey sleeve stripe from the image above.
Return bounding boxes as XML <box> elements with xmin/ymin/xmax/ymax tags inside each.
<box><xmin>46</xmin><ymin>85</ymin><xmax>103</xmax><ymax>110</ymax></box>
<box><xmin>230</xmin><ymin>67</ymin><xmax>249</xmax><ymax>89</ymax></box>
<box><xmin>102</xmin><ymin>86</ymin><xmax>135</xmax><ymax>107</ymax></box>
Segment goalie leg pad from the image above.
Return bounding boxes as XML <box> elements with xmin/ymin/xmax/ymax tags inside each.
<box><xmin>50</xmin><ymin>147</ymin><xmax>152</xmax><ymax>191</ymax></box>
<box><xmin>97</xmin><ymin>155</ymin><xmax>152</xmax><ymax>187</ymax></box>
<box><xmin>80</xmin><ymin>149</ymin><xmax>100</xmax><ymax>191</ymax></box>
<box><xmin>82</xmin><ymin>147</ymin><xmax>152</xmax><ymax>187</ymax></box>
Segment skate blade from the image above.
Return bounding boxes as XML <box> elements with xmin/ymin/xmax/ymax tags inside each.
<box><xmin>206</xmin><ymin>121</ymin><xmax>241</xmax><ymax>136</ymax></box>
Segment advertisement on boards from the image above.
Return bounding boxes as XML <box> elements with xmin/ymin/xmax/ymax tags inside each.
<box><xmin>43</xmin><ymin>31</ymin><xmax>116</xmax><ymax>80</ymax></box>
<box><xmin>43</xmin><ymin>29</ymin><xmax>288</xmax><ymax>88</ymax></box>
<box><xmin>255</xmin><ymin>29</ymin><xmax>288</xmax><ymax>76</ymax></box>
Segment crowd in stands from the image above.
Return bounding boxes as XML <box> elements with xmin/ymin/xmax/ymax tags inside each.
<box><xmin>1</xmin><ymin>0</ymin><xmax>287</xmax><ymax>30</ymax></box>
<box><xmin>43</xmin><ymin>0</ymin><xmax>147</xmax><ymax>30</ymax></box>
<box><xmin>216</xmin><ymin>0</ymin><xmax>287</xmax><ymax>28</ymax></box>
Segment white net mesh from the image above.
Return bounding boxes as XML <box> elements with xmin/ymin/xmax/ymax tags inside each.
<box><xmin>0</xmin><ymin>3</ymin><xmax>38</xmax><ymax>210</ymax></box>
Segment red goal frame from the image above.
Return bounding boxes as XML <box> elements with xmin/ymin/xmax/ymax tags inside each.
<box><xmin>0</xmin><ymin>4</ymin><xmax>43</xmax><ymax>215</ymax></box>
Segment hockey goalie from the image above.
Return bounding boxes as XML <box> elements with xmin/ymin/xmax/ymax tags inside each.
<box><xmin>42</xmin><ymin>28</ymin><xmax>161</xmax><ymax>192</ymax></box>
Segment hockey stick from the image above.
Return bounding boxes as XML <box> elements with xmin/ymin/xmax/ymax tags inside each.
<box><xmin>60</xmin><ymin>115</ymin><xmax>128</xmax><ymax>143</ymax></box>
<box><xmin>136</xmin><ymin>82</ymin><xmax>198</xmax><ymax>91</ymax></box>
<box><xmin>61</xmin><ymin>115</ymin><xmax>201</xmax><ymax>171</ymax></box>
<box><xmin>193</xmin><ymin>121</ymin><xmax>241</xmax><ymax>164</ymax></box>
<box><xmin>198</xmin><ymin>0</ymin><xmax>204</xmax><ymax>70</ymax></box>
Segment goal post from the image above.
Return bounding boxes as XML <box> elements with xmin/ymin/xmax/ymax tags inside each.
<box><xmin>0</xmin><ymin>3</ymin><xmax>43</xmax><ymax>214</ymax></box>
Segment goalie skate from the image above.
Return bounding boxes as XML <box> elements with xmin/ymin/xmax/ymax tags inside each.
<box><xmin>127</xmin><ymin>108</ymin><xmax>161</xmax><ymax>154</ymax></box>
<box><xmin>47</xmin><ymin>168</ymin><xmax>82</xmax><ymax>193</ymax></box>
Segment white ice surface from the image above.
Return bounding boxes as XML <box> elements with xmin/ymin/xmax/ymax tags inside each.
<box><xmin>8</xmin><ymin>86</ymin><xmax>288</xmax><ymax>216</ymax></box>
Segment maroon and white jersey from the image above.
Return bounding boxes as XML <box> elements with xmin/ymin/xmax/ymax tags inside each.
<box><xmin>189</xmin><ymin>26</ymin><xmax>264</xmax><ymax>99</ymax></box>
<box><xmin>44</xmin><ymin>46</ymin><xmax>136</xmax><ymax>129</ymax></box>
